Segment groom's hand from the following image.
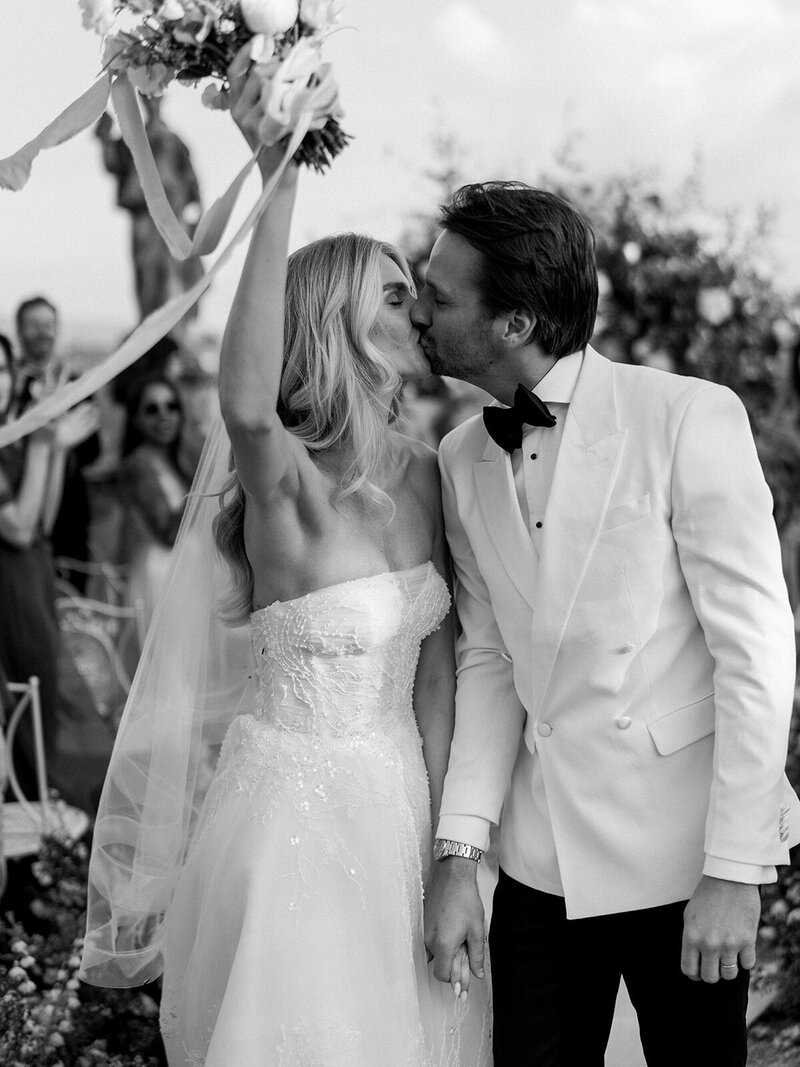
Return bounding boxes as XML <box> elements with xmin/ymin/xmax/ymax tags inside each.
<box><xmin>425</xmin><ymin>856</ymin><xmax>486</xmax><ymax>997</ymax></box>
<box><xmin>681</xmin><ymin>875</ymin><xmax>760</xmax><ymax>983</ymax></box>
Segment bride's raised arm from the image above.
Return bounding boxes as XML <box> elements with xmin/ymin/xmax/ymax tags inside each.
<box><xmin>218</xmin><ymin>54</ymin><xmax>307</xmax><ymax>505</ymax></box>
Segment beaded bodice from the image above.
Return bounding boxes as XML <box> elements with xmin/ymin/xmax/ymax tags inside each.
<box><xmin>248</xmin><ymin>562</ymin><xmax>450</xmax><ymax>738</ymax></box>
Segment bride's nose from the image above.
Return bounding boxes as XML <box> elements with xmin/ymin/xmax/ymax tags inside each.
<box><xmin>410</xmin><ymin>295</ymin><xmax>430</xmax><ymax>330</ymax></box>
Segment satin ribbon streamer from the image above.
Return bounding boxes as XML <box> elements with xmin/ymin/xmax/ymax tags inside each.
<box><xmin>0</xmin><ymin>94</ymin><xmax>311</xmax><ymax>449</ymax></box>
<box><xmin>0</xmin><ymin>58</ymin><xmax>335</xmax><ymax>448</ymax></box>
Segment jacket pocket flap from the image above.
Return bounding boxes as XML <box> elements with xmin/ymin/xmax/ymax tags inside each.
<box><xmin>647</xmin><ymin>694</ymin><xmax>715</xmax><ymax>755</ymax></box>
<box><xmin>601</xmin><ymin>493</ymin><xmax>651</xmax><ymax>531</ymax></box>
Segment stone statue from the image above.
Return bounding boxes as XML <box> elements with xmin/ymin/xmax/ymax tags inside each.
<box><xmin>95</xmin><ymin>98</ymin><xmax>204</xmax><ymax>322</ymax></box>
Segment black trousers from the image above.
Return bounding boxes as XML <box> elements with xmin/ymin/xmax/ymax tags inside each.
<box><xmin>489</xmin><ymin>869</ymin><xmax>750</xmax><ymax>1066</ymax></box>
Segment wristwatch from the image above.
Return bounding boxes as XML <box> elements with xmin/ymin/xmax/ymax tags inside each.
<box><xmin>433</xmin><ymin>838</ymin><xmax>483</xmax><ymax>864</ymax></box>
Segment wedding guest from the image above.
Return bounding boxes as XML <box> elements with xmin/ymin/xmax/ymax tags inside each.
<box><xmin>0</xmin><ymin>331</ymin><xmax>100</xmax><ymax>803</ymax></box>
<box><xmin>13</xmin><ymin>296</ymin><xmax>101</xmax><ymax>592</ymax></box>
<box><xmin>117</xmin><ymin>376</ymin><xmax>194</xmax><ymax>634</ymax></box>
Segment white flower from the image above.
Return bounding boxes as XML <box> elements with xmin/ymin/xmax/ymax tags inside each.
<box><xmin>159</xmin><ymin>0</ymin><xmax>186</xmax><ymax>18</ymax></box>
<box><xmin>240</xmin><ymin>0</ymin><xmax>299</xmax><ymax>36</ymax></box>
<box><xmin>622</xmin><ymin>241</ymin><xmax>641</xmax><ymax>265</ymax></box>
<box><xmin>218</xmin><ymin>17</ymin><xmax>236</xmax><ymax>33</ymax></box>
<box><xmin>697</xmin><ymin>286</ymin><xmax>734</xmax><ymax>326</ymax></box>
<box><xmin>250</xmin><ymin>33</ymin><xmax>276</xmax><ymax>62</ymax></box>
<box><xmin>299</xmin><ymin>0</ymin><xmax>332</xmax><ymax>30</ymax></box>
<box><xmin>773</xmin><ymin>319</ymin><xmax>799</xmax><ymax>348</ymax></box>
<box><xmin>79</xmin><ymin>0</ymin><xmax>116</xmax><ymax>35</ymax></box>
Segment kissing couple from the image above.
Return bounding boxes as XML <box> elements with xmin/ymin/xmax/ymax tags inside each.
<box><xmin>80</xmin><ymin>58</ymin><xmax>799</xmax><ymax>1067</ymax></box>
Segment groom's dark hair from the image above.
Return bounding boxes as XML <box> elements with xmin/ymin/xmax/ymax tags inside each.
<box><xmin>439</xmin><ymin>182</ymin><xmax>598</xmax><ymax>359</ymax></box>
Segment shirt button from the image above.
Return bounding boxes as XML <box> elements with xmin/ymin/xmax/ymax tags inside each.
<box><xmin>619</xmin><ymin>642</ymin><xmax>636</xmax><ymax>654</ymax></box>
<box><xmin>536</xmin><ymin>722</ymin><xmax>552</xmax><ymax>737</ymax></box>
<box><xmin>616</xmin><ymin>716</ymin><xmax>632</xmax><ymax>730</ymax></box>
<box><xmin>530</xmin><ymin>453</ymin><xmax>538</xmax><ymax>460</ymax></box>
<box><xmin>535</xmin><ymin>521</ymin><xmax>543</xmax><ymax>529</ymax></box>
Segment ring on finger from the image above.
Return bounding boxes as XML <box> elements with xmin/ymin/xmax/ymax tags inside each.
<box><xmin>720</xmin><ymin>962</ymin><xmax>738</xmax><ymax>975</ymax></box>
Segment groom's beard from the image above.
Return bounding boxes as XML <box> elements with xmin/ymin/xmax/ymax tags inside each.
<box><xmin>422</xmin><ymin>327</ymin><xmax>496</xmax><ymax>382</ymax></box>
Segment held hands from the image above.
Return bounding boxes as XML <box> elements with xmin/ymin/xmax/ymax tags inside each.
<box><xmin>681</xmin><ymin>875</ymin><xmax>760</xmax><ymax>983</ymax></box>
<box><xmin>424</xmin><ymin>857</ymin><xmax>486</xmax><ymax>1000</ymax></box>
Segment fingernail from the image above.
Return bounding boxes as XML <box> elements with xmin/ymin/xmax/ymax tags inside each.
<box><xmin>460</xmin><ymin>989</ymin><xmax>468</xmax><ymax>1002</ymax></box>
<box><xmin>453</xmin><ymin>982</ymin><xmax>461</xmax><ymax>998</ymax></box>
<box><xmin>477</xmin><ymin>968</ymin><xmax>485</xmax><ymax>978</ymax></box>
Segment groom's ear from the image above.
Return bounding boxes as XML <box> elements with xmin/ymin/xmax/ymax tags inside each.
<box><xmin>499</xmin><ymin>308</ymin><xmax>536</xmax><ymax>348</ymax></box>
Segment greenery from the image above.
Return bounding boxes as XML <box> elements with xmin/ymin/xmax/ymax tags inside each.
<box><xmin>0</xmin><ymin>831</ymin><xmax>164</xmax><ymax>1067</ymax></box>
<box><xmin>401</xmin><ymin>143</ymin><xmax>800</xmax><ymax>530</ymax></box>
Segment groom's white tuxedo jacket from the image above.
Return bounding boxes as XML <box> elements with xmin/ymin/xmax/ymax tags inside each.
<box><xmin>437</xmin><ymin>345</ymin><xmax>800</xmax><ymax>918</ymax></box>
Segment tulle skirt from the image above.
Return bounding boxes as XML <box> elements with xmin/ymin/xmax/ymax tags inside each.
<box><xmin>159</xmin><ymin>714</ymin><xmax>492</xmax><ymax>1066</ymax></box>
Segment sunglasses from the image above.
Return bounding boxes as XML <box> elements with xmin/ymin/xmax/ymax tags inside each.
<box><xmin>141</xmin><ymin>400</ymin><xmax>181</xmax><ymax>417</ymax></box>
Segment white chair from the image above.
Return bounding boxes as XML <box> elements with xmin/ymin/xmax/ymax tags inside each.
<box><xmin>55</xmin><ymin>595</ymin><xmax>145</xmax><ymax>724</ymax></box>
<box><xmin>54</xmin><ymin>555</ymin><xmax>132</xmax><ymax>607</ymax></box>
<box><xmin>1</xmin><ymin>677</ymin><xmax>89</xmax><ymax>861</ymax></box>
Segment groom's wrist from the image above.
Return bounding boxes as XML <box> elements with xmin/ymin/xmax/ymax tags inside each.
<box><xmin>433</xmin><ymin>838</ymin><xmax>483</xmax><ymax>864</ymax></box>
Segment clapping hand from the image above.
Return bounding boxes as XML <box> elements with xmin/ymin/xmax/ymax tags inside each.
<box><xmin>53</xmin><ymin>402</ymin><xmax>101</xmax><ymax>451</ymax></box>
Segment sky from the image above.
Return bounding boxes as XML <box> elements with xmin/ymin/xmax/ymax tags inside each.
<box><xmin>1</xmin><ymin>0</ymin><xmax>799</xmax><ymax>349</ymax></box>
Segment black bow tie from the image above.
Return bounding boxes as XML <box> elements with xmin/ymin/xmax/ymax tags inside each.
<box><xmin>483</xmin><ymin>384</ymin><xmax>557</xmax><ymax>452</ymax></box>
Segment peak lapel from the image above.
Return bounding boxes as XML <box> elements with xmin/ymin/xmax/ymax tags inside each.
<box><xmin>532</xmin><ymin>348</ymin><xmax>627</xmax><ymax>708</ymax></box>
<box><xmin>473</xmin><ymin>436</ymin><xmax>539</xmax><ymax>611</ymax></box>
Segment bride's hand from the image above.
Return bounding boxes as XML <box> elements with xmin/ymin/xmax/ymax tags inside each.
<box><xmin>228</xmin><ymin>45</ymin><xmax>298</xmax><ymax>185</ymax></box>
<box><xmin>450</xmin><ymin>944</ymin><xmax>472</xmax><ymax>1002</ymax></box>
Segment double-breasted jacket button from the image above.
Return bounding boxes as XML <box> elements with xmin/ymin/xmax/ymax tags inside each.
<box><xmin>536</xmin><ymin>722</ymin><xmax>552</xmax><ymax>738</ymax></box>
<box><xmin>616</xmin><ymin>716</ymin><xmax>633</xmax><ymax>730</ymax></box>
<box><xmin>619</xmin><ymin>642</ymin><xmax>637</xmax><ymax>654</ymax></box>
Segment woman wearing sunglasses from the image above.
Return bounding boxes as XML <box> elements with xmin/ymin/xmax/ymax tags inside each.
<box><xmin>118</xmin><ymin>376</ymin><xmax>195</xmax><ymax>636</ymax></box>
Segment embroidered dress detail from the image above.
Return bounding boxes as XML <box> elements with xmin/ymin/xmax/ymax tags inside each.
<box><xmin>159</xmin><ymin>563</ymin><xmax>491</xmax><ymax>1066</ymax></box>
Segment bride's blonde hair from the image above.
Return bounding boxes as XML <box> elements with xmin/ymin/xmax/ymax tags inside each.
<box><xmin>214</xmin><ymin>233</ymin><xmax>415</xmax><ymax>621</ymax></box>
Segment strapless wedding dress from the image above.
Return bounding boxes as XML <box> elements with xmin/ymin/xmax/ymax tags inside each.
<box><xmin>159</xmin><ymin>562</ymin><xmax>492</xmax><ymax>1066</ymax></box>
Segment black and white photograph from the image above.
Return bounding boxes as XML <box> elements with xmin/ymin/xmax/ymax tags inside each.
<box><xmin>1</xmin><ymin>2</ymin><xmax>800</xmax><ymax>1064</ymax></box>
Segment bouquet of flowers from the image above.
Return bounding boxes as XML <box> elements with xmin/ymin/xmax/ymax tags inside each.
<box><xmin>0</xmin><ymin>0</ymin><xmax>350</xmax><ymax>452</ymax></box>
<box><xmin>80</xmin><ymin>0</ymin><xmax>349</xmax><ymax>171</ymax></box>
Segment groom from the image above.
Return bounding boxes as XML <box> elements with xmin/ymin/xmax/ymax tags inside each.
<box><xmin>414</xmin><ymin>182</ymin><xmax>800</xmax><ymax>1066</ymax></box>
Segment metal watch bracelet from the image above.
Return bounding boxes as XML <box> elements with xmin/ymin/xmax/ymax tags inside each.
<box><xmin>433</xmin><ymin>838</ymin><xmax>483</xmax><ymax>863</ymax></box>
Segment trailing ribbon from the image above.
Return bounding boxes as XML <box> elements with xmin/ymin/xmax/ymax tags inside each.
<box><xmin>0</xmin><ymin>44</ymin><xmax>341</xmax><ymax>448</ymax></box>
<box><xmin>0</xmin><ymin>77</ymin><xmax>113</xmax><ymax>192</ymax></box>
<box><xmin>0</xmin><ymin>111</ymin><xmax>311</xmax><ymax>450</ymax></box>
<box><xmin>110</xmin><ymin>75</ymin><xmax>261</xmax><ymax>260</ymax></box>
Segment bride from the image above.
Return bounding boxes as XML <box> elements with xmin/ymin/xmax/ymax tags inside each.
<box><xmin>80</xmin><ymin>56</ymin><xmax>491</xmax><ymax>1067</ymax></box>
